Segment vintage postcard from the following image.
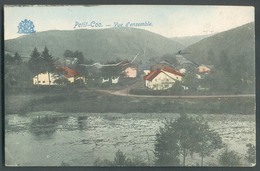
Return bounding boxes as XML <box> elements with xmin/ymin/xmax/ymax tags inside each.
<box><xmin>4</xmin><ymin>5</ymin><xmax>255</xmax><ymax>166</ymax></box>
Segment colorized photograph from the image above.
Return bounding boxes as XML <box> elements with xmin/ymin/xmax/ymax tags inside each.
<box><xmin>4</xmin><ymin>5</ymin><xmax>255</xmax><ymax>166</ymax></box>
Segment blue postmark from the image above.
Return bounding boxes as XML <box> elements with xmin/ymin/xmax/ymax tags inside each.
<box><xmin>17</xmin><ymin>19</ymin><xmax>36</xmax><ymax>34</ymax></box>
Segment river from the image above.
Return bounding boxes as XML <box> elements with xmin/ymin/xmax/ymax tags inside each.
<box><xmin>5</xmin><ymin>112</ymin><xmax>255</xmax><ymax>166</ymax></box>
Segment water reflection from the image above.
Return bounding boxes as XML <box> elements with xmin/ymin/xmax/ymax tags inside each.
<box><xmin>77</xmin><ymin>116</ymin><xmax>88</xmax><ymax>131</ymax></box>
<box><xmin>29</xmin><ymin>115</ymin><xmax>59</xmax><ymax>137</ymax></box>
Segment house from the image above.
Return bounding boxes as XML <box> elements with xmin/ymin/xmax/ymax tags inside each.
<box><xmin>33</xmin><ymin>66</ymin><xmax>86</xmax><ymax>86</ymax></box>
<box><xmin>33</xmin><ymin>72</ymin><xmax>60</xmax><ymax>85</ymax></box>
<box><xmin>123</xmin><ymin>66</ymin><xmax>137</xmax><ymax>78</ymax></box>
<box><xmin>111</xmin><ymin>77</ymin><xmax>120</xmax><ymax>84</ymax></box>
<box><xmin>144</xmin><ymin>66</ymin><xmax>184</xmax><ymax>90</ymax></box>
<box><xmin>197</xmin><ymin>65</ymin><xmax>212</xmax><ymax>73</ymax></box>
<box><xmin>57</xmin><ymin>66</ymin><xmax>86</xmax><ymax>84</ymax></box>
<box><xmin>196</xmin><ymin>65</ymin><xmax>214</xmax><ymax>80</ymax></box>
<box><xmin>120</xmin><ymin>61</ymin><xmax>138</xmax><ymax>78</ymax></box>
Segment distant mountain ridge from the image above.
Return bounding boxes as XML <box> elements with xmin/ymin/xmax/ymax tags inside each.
<box><xmin>184</xmin><ymin>22</ymin><xmax>255</xmax><ymax>65</ymax></box>
<box><xmin>5</xmin><ymin>28</ymin><xmax>184</xmax><ymax>62</ymax></box>
<box><xmin>171</xmin><ymin>35</ymin><xmax>210</xmax><ymax>47</ymax></box>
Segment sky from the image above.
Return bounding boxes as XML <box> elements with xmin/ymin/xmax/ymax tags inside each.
<box><xmin>4</xmin><ymin>5</ymin><xmax>254</xmax><ymax>40</ymax></box>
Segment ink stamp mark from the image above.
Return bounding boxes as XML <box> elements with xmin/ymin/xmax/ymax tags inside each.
<box><xmin>17</xmin><ymin>19</ymin><xmax>36</xmax><ymax>34</ymax></box>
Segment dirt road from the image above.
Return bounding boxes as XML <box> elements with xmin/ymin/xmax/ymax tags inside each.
<box><xmin>97</xmin><ymin>89</ymin><xmax>255</xmax><ymax>99</ymax></box>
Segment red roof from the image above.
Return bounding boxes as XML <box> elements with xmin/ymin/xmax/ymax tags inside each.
<box><xmin>161</xmin><ymin>66</ymin><xmax>184</xmax><ymax>77</ymax></box>
<box><xmin>144</xmin><ymin>66</ymin><xmax>184</xmax><ymax>81</ymax></box>
<box><xmin>143</xmin><ymin>70</ymin><xmax>161</xmax><ymax>81</ymax></box>
<box><xmin>57</xmin><ymin>67</ymin><xmax>80</xmax><ymax>78</ymax></box>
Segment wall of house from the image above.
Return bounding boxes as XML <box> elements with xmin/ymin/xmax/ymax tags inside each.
<box><xmin>143</xmin><ymin>70</ymin><xmax>150</xmax><ymax>76</ymax></box>
<box><xmin>33</xmin><ymin>72</ymin><xmax>59</xmax><ymax>85</ymax></box>
<box><xmin>68</xmin><ymin>76</ymin><xmax>86</xmax><ymax>84</ymax></box>
<box><xmin>145</xmin><ymin>72</ymin><xmax>175</xmax><ymax>90</ymax></box>
<box><xmin>124</xmin><ymin>67</ymin><xmax>137</xmax><ymax>78</ymax></box>
<box><xmin>197</xmin><ymin>66</ymin><xmax>210</xmax><ymax>73</ymax></box>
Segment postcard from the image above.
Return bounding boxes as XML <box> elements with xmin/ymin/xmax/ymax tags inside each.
<box><xmin>4</xmin><ymin>5</ymin><xmax>255</xmax><ymax>167</ymax></box>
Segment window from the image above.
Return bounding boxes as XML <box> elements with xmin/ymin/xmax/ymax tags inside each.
<box><xmin>38</xmin><ymin>81</ymin><xmax>41</xmax><ymax>83</ymax></box>
<box><xmin>43</xmin><ymin>81</ymin><xmax>45</xmax><ymax>83</ymax></box>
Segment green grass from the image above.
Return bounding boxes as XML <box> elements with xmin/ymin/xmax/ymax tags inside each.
<box><xmin>5</xmin><ymin>90</ymin><xmax>255</xmax><ymax>115</ymax></box>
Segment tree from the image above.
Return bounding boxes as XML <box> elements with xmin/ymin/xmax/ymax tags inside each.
<box><xmin>41</xmin><ymin>46</ymin><xmax>54</xmax><ymax>72</ymax></box>
<box><xmin>207</xmin><ymin>49</ymin><xmax>216</xmax><ymax>65</ymax></box>
<box><xmin>215</xmin><ymin>50</ymin><xmax>233</xmax><ymax>92</ymax></box>
<box><xmin>41</xmin><ymin>46</ymin><xmax>55</xmax><ymax>85</ymax></box>
<box><xmin>154</xmin><ymin>114</ymin><xmax>223</xmax><ymax>166</ymax></box>
<box><xmin>100</xmin><ymin>61</ymin><xmax>122</xmax><ymax>80</ymax></box>
<box><xmin>28</xmin><ymin>47</ymin><xmax>41</xmax><ymax>74</ymax></box>
<box><xmin>5</xmin><ymin>53</ymin><xmax>15</xmax><ymax>65</ymax></box>
<box><xmin>218</xmin><ymin>145</ymin><xmax>241</xmax><ymax>166</ymax></box>
<box><xmin>13</xmin><ymin>52</ymin><xmax>22</xmax><ymax>64</ymax></box>
<box><xmin>154</xmin><ymin>120</ymin><xmax>180</xmax><ymax>166</ymax></box>
<box><xmin>74</xmin><ymin>51</ymin><xmax>85</xmax><ymax>64</ymax></box>
<box><xmin>63</xmin><ymin>50</ymin><xmax>74</xmax><ymax>58</ymax></box>
<box><xmin>182</xmin><ymin>72</ymin><xmax>198</xmax><ymax>92</ymax></box>
<box><xmin>63</xmin><ymin>50</ymin><xmax>86</xmax><ymax>64</ymax></box>
<box><xmin>218</xmin><ymin>50</ymin><xmax>231</xmax><ymax>74</ymax></box>
<box><xmin>170</xmin><ymin>81</ymin><xmax>184</xmax><ymax>95</ymax></box>
<box><xmin>113</xmin><ymin>149</ymin><xmax>131</xmax><ymax>166</ymax></box>
<box><xmin>194</xmin><ymin>117</ymin><xmax>223</xmax><ymax>166</ymax></box>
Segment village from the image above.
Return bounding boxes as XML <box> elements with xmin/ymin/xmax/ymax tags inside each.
<box><xmin>31</xmin><ymin>50</ymin><xmax>213</xmax><ymax>95</ymax></box>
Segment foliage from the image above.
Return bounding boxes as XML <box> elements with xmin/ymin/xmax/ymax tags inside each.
<box><xmin>28</xmin><ymin>46</ymin><xmax>55</xmax><ymax>75</ymax></box>
<box><xmin>64</xmin><ymin>49</ymin><xmax>94</xmax><ymax>65</ymax></box>
<box><xmin>160</xmin><ymin>53</ymin><xmax>178</xmax><ymax>66</ymax></box>
<box><xmin>170</xmin><ymin>81</ymin><xmax>184</xmax><ymax>95</ymax></box>
<box><xmin>154</xmin><ymin>121</ymin><xmax>180</xmax><ymax>166</ymax></box>
<box><xmin>194</xmin><ymin>117</ymin><xmax>223</xmax><ymax>166</ymax></box>
<box><xmin>5</xmin><ymin>52</ymin><xmax>22</xmax><ymax>65</ymax></box>
<box><xmin>245</xmin><ymin>143</ymin><xmax>256</xmax><ymax>164</ymax></box>
<box><xmin>13</xmin><ymin>52</ymin><xmax>22</xmax><ymax>64</ymax></box>
<box><xmin>53</xmin><ymin>77</ymin><xmax>70</xmax><ymax>85</ymax></box>
<box><xmin>218</xmin><ymin>145</ymin><xmax>242</xmax><ymax>166</ymax></box>
<box><xmin>182</xmin><ymin>70</ymin><xmax>199</xmax><ymax>92</ymax></box>
<box><xmin>28</xmin><ymin>47</ymin><xmax>42</xmax><ymax>74</ymax></box>
<box><xmin>100</xmin><ymin>61</ymin><xmax>122</xmax><ymax>79</ymax></box>
<box><xmin>5</xmin><ymin>63</ymin><xmax>33</xmax><ymax>93</ymax></box>
<box><xmin>113</xmin><ymin>149</ymin><xmax>131</xmax><ymax>166</ymax></box>
<box><xmin>93</xmin><ymin>149</ymin><xmax>147</xmax><ymax>166</ymax></box>
<box><xmin>41</xmin><ymin>46</ymin><xmax>55</xmax><ymax>72</ymax></box>
<box><xmin>207</xmin><ymin>48</ymin><xmax>216</xmax><ymax>65</ymax></box>
<box><xmin>154</xmin><ymin>114</ymin><xmax>223</xmax><ymax>166</ymax></box>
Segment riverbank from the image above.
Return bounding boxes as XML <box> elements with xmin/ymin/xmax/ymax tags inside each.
<box><xmin>5</xmin><ymin>90</ymin><xmax>255</xmax><ymax>115</ymax></box>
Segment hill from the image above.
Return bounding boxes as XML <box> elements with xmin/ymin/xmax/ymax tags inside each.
<box><xmin>171</xmin><ymin>35</ymin><xmax>209</xmax><ymax>47</ymax></box>
<box><xmin>5</xmin><ymin>28</ymin><xmax>184</xmax><ymax>62</ymax></box>
<box><xmin>184</xmin><ymin>22</ymin><xmax>255</xmax><ymax>65</ymax></box>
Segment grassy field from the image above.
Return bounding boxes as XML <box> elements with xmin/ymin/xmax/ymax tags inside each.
<box><xmin>5</xmin><ymin>90</ymin><xmax>255</xmax><ymax>115</ymax></box>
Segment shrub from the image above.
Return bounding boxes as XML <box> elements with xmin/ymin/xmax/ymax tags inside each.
<box><xmin>218</xmin><ymin>145</ymin><xmax>242</xmax><ymax>166</ymax></box>
<box><xmin>245</xmin><ymin>143</ymin><xmax>256</xmax><ymax>164</ymax></box>
<box><xmin>93</xmin><ymin>149</ymin><xmax>147</xmax><ymax>166</ymax></box>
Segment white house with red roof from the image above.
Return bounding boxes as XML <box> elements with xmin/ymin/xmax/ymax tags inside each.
<box><xmin>143</xmin><ymin>66</ymin><xmax>183</xmax><ymax>90</ymax></box>
<box><xmin>33</xmin><ymin>72</ymin><xmax>60</xmax><ymax>85</ymax></box>
<box><xmin>33</xmin><ymin>67</ymin><xmax>86</xmax><ymax>86</ymax></box>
